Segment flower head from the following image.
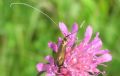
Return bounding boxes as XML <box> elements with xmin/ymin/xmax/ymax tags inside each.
<box><xmin>36</xmin><ymin>22</ymin><xmax>112</xmax><ymax>76</ymax></box>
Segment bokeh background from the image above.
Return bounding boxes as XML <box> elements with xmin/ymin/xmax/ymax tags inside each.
<box><xmin>0</xmin><ymin>0</ymin><xmax>120</xmax><ymax>76</ymax></box>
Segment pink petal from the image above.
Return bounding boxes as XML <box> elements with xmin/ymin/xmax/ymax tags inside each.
<box><xmin>67</xmin><ymin>38</ymin><xmax>76</xmax><ymax>47</ymax></box>
<box><xmin>97</xmin><ymin>54</ymin><xmax>112</xmax><ymax>63</ymax></box>
<box><xmin>57</xmin><ymin>37</ymin><xmax>62</xmax><ymax>48</ymax></box>
<box><xmin>86</xmin><ymin>33</ymin><xmax>102</xmax><ymax>52</ymax></box>
<box><xmin>92</xmin><ymin>33</ymin><xmax>102</xmax><ymax>49</ymax></box>
<box><xmin>36</xmin><ymin>63</ymin><xmax>48</xmax><ymax>72</ymax></box>
<box><xmin>84</xmin><ymin>26</ymin><xmax>93</xmax><ymax>43</ymax></box>
<box><xmin>45</xmin><ymin>55</ymin><xmax>54</xmax><ymax>64</ymax></box>
<box><xmin>71</xmin><ymin>23</ymin><xmax>78</xmax><ymax>35</ymax></box>
<box><xmin>95</xmin><ymin>50</ymin><xmax>109</xmax><ymax>55</ymax></box>
<box><xmin>46</xmin><ymin>73</ymin><xmax>55</xmax><ymax>76</ymax></box>
<box><xmin>66</xmin><ymin>23</ymin><xmax>78</xmax><ymax>47</ymax></box>
<box><xmin>48</xmin><ymin>42</ymin><xmax>58</xmax><ymax>52</ymax></box>
<box><xmin>59</xmin><ymin>22</ymin><xmax>69</xmax><ymax>36</ymax></box>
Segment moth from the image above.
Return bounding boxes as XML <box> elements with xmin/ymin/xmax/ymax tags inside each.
<box><xmin>56</xmin><ymin>35</ymin><xmax>68</xmax><ymax>67</ymax></box>
<box><xmin>56</xmin><ymin>32</ymin><xmax>77</xmax><ymax>67</ymax></box>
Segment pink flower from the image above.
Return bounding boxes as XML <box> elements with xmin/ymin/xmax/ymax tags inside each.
<box><xmin>36</xmin><ymin>22</ymin><xmax>112</xmax><ymax>76</ymax></box>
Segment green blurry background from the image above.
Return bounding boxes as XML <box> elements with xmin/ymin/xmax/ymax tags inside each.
<box><xmin>0</xmin><ymin>0</ymin><xmax>120</xmax><ymax>76</ymax></box>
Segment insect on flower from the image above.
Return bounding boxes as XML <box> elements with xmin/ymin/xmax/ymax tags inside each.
<box><xmin>56</xmin><ymin>31</ymin><xmax>77</xmax><ymax>72</ymax></box>
<box><xmin>56</xmin><ymin>35</ymin><xmax>68</xmax><ymax>67</ymax></box>
<box><xmin>36</xmin><ymin>23</ymin><xmax>112</xmax><ymax>76</ymax></box>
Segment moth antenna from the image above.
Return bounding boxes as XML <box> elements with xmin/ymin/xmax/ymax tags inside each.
<box><xmin>66</xmin><ymin>30</ymin><xmax>78</xmax><ymax>38</ymax></box>
<box><xmin>10</xmin><ymin>2</ymin><xmax>57</xmax><ymax>26</ymax></box>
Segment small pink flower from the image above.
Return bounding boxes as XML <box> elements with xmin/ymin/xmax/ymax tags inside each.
<box><xmin>36</xmin><ymin>22</ymin><xmax>112</xmax><ymax>76</ymax></box>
